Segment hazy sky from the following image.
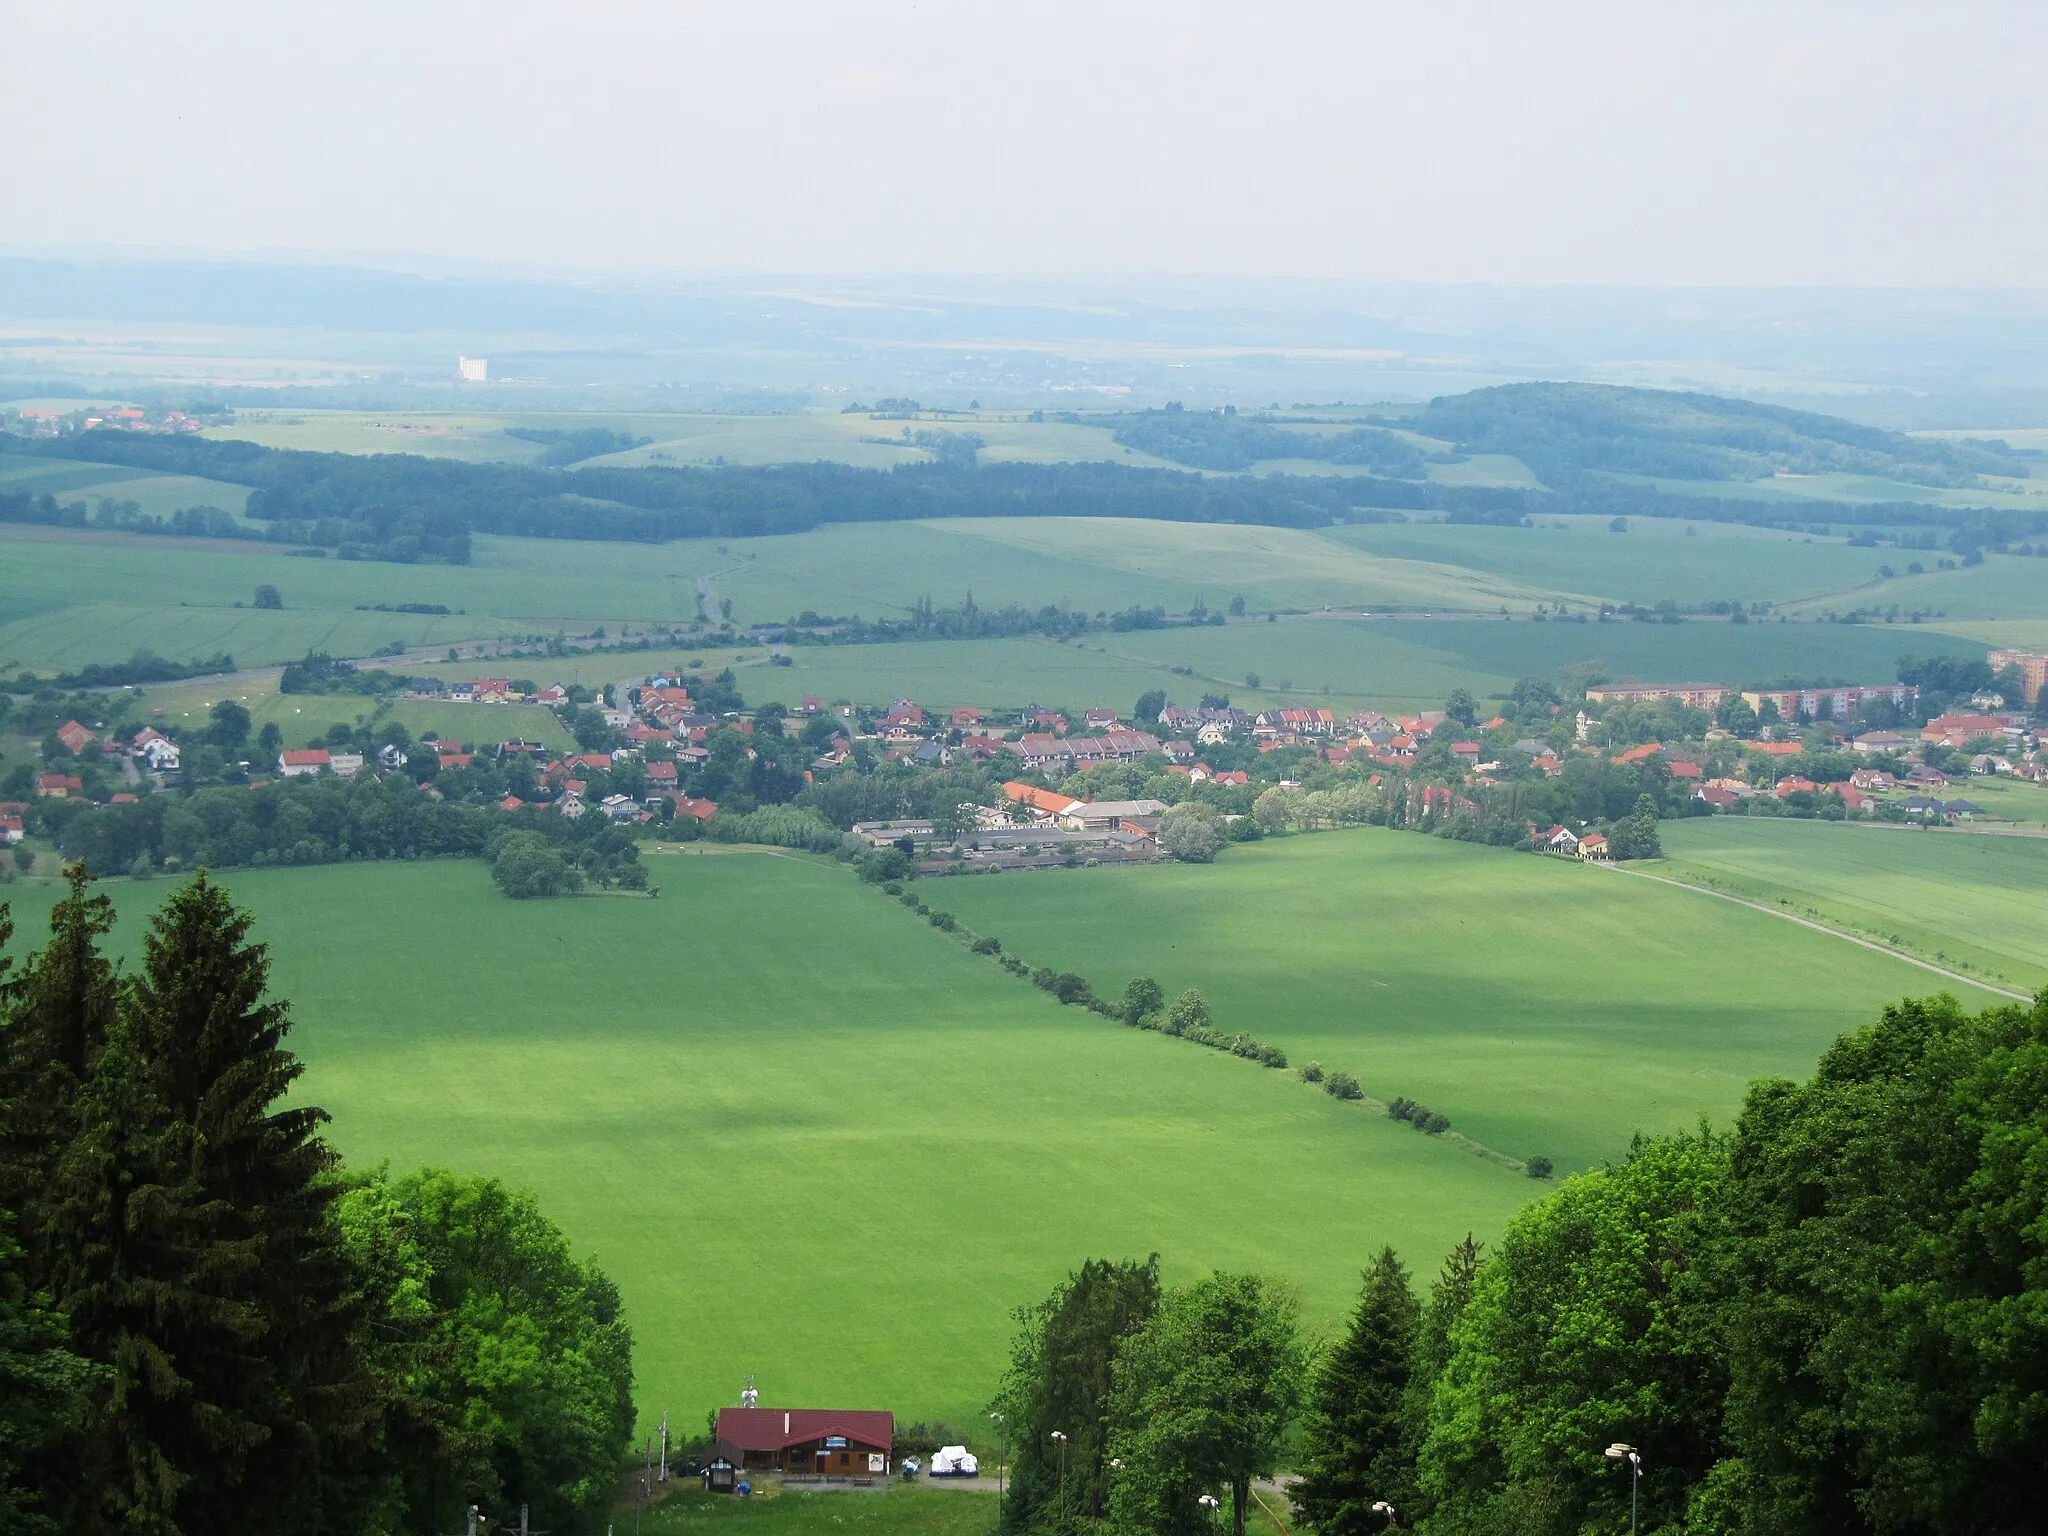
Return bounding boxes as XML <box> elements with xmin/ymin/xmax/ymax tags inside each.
<box><xmin>3</xmin><ymin>0</ymin><xmax>2042</xmax><ymax>287</ymax></box>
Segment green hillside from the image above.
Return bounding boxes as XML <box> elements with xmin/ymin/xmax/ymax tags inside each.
<box><xmin>1415</xmin><ymin>381</ymin><xmax>2034</xmax><ymax>491</ymax></box>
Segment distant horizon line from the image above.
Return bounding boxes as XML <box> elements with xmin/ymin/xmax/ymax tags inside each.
<box><xmin>4</xmin><ymin>245</ymin><xmax>2048</xmax><ymax>302</ymax></box>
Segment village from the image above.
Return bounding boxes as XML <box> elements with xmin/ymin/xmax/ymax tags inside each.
<box><xmin>7</xmin><ymin>644</ymin><xmax>2046</xmax><ymax>869</ymax></box>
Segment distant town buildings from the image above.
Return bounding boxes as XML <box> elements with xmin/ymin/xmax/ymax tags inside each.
<box><xmin>456</xmin><ymin>356</ymin><xmax>488</xmax><ymax>382</ymax></box>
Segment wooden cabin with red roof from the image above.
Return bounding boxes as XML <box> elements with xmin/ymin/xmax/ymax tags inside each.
<box><xmin>714</xmin><ymin>1406</ymin><xmax>894</xmax><ymax>1478</ymax></box>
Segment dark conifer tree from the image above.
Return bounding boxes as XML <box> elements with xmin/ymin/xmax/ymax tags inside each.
<box><xmin>1293</xmin><ymin>1248</ymin><xmax>1421</xmax><ymax>1536</ymax></box>
<box><xmin>49</xmin><ymin>873</ymin><xmax>382</xmax><ymax>1536</ymax></box>
<box><xmin>0</xmin><ymin>867</ymin><xmax>120</xmax><ymax>1278</ymax></box>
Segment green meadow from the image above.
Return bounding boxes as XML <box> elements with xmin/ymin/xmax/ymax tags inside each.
<box><xmin>1654</xmin><ymin>817</ymin><xmax>2048</xmax><ymax>992</ymax></box>
<box><xmin>0</xmin><ymin>830</ymin><xmax>2009</xmax><ymax>1432</ymax></box>
<box><xmin>1329</xmin><ymin>518</ymin><xmax>1901</xmax><ymax>609</ymax></box>
<box><xmin>0</xmin><ymin>854</ymin><xmax>1530</xmax><ymax>1432</ymax></box>
<box><xmin>929</xmin><ymin>830</ymin><xmax>2010</xmax><ymax>1174</ymax></box>
<box><xmin>0</xmin><ymin>451</ymin><xmax>254</xmax><ymax>518</ymax></box>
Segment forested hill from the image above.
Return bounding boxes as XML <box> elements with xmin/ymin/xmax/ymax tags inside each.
<box><xmin>3</xmin><ymin>434</ymin><xmax>1526</xmax><ymax>562</ymax></box>
<box><xmin>9</xmin><ymin>379</ymin><xmax>2045</xmax><ymax>565</ymax></box>
<box><xmin>1415</xmin><ymin>381</ymin><xmax>2034</xmax><ymax>489</ymax></box>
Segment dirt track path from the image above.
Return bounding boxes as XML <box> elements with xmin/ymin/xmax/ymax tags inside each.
<box><xmin>1607</xmin><ymin>864</ymin><xmax>2032</xmax><ymax>1003</ymax></box>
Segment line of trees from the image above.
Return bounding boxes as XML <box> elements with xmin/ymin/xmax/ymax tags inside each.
<box><xmin>0</xmin><ymin>870</ymin><xmax>634</xmax><ymax>1533</ymax></box>
<box><xmin>998</xmin><ymin>987</ymin><xmax>2047</xmax><ymax>1536</ymax></box>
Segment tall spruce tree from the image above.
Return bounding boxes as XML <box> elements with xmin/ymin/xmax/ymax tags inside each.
<box><xmin>47</xmin><ymin>872</ymin><xmax>382</xmax><ymax>1535</ymax></box>
<box><xmin>1293</xmin><ymin>1248</ymin><xmax>1420</xmax><ymax>1536</ymax></box>
<box><xmin>0</xmin><ymin>867</ymin><xmax>120</xmax><ymax>1279</ymax></box>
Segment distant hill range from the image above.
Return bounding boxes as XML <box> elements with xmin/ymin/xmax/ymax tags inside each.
<box><xmin>1412</xmin><ymin>382</ymin><xmax>2033</xmax><ymax>490</ymax></box>
<box><xmin>4</xmin><ymin>383</ymin><xmax>2042</xmax><ymax>563</ymax></box>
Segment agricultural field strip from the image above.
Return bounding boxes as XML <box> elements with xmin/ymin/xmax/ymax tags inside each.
<box><xmin>1650</xmin><ymin>817</ymin><xmax>2048</xmax><ymax>992</ymax></box>
<box><xmin>1608</xmin><ymin>865</ymin><xmax>2032</xmax><ymax>1002</ymax></box>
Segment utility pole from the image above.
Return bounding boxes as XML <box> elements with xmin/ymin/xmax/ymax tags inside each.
<box><xmin>660</xmin><ymin>1412</ymin><xmax>670</xmax><ymax>1483</ymax></box>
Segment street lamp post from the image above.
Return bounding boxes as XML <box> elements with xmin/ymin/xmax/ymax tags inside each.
<box><xmin>990</xmin><ymin>1413</ymin><xmax>1006</xmax><ymax>1534</ymax></box>
<box><xmin>1198</xmin><ymin>1493</ymin><xmax>1220</xmax><ymax>1536</ymax></box>
<box><xmin>1050</xmin><ymin>1432</ymin><xmax>1069</xmax><ymax>1524</ymax></box>
<box><xmin>1604</xmin><ymin>1444</ymin><xmax>1642</xmax><ymax>1536</ymax></box>
<box><xmin>1101</xmin><ymin>1458</ymin><xmax>1122</xmax><ymax>1536</ymax></box>
<box><xmin>1370</xmin><ymin>1500</ymin><xmax>1398</xmax><ymax>1529</ymax></box>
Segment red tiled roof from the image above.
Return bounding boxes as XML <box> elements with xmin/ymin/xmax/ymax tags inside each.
<box><xmin>716</xmin><ymin>1408</ymin><xmax>893</xmax><ymax>1453</ymax></box>
<box><xmin>280</xmin><ymin>749</ymin><xmax>329</xmax><ymax>767</ymax></box>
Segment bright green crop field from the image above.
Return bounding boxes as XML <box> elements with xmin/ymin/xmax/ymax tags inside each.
<box><xmin>930</xmin><ymin>831</ymin><xmax>2011</xmax><ymax>1174</ymax></box>
<box><xmin>0</xmin><ymin>853</ymin><xmax>1531</xmax><ymax>1434</ymax></box>
<box><xmin>1329</xmin><ymin>519</ymin><xmax>1898</xmax><ymax>609</ymax></box>
<box><xmin>1654</xmin><ymin>817</ymin><xmax>2048</xmax><ymax>993</ymax></box>
<box><xmin>0</xmin><ymin>833</ymin><xmax>2003</xmax><ymax>1435</ymax></box>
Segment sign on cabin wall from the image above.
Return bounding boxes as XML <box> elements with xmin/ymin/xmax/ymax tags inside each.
<box><xmin>825</xmin><ymin>1437</ymin><xmax>848</xmax><ymax>1448</ymax></box>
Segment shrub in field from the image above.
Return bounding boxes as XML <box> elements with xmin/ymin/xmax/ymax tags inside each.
<box><xmin>1052</xmin><ymin>972</ymin><xmax>1092</xmax><ymax>1005</ymax></box>
<box><xmin>928</xmin><ymin>910</ymin><xmax>957</xmax><ymax>931</ymax></box>
<box><xmin>1526</xmin><ymin>1155</ymin><xmax>1554</xmax><ymax>1179</ymax></box>
<box><xmin>1121</xmin><ymin>976</ymin><xmax>1165</xmax><ymax>1026</ymax></box>
<box><xmin>1164</xmin><ymin>989</ymin><xmax>1211</xmax><ymax>1037</ymax></box>
<box><xmin>1325</xmin><ymin>1071</ymin><xmax>1364</xmax><ymax>1101</ymax></box>
<box><xmin>1299</xmin><ymin>1060</ymin><xmax>1325</xmax><ymax>1083</ymax></box>
<box><xmin>970</xmin><ymin>935</ymin><xmax>1001</xmax><ymax>955</ymax></box>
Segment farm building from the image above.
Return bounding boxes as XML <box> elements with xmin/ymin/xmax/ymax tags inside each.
<box><xmin>714</xmin><ymin>1407</ymin><xmax>894</xmax><ymax>1478</ymax></box>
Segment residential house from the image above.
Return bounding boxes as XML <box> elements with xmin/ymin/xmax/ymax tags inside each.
<box><xmin>497</xmin><ymin>795</ymin><xmax>525</xmax><ymax>812</ymax></box>
<box><xmin>438</xmin><ymin>750</ymin><xmax>474</xmax><ymax>770</ymax></box>
<box><xmin>1849</xmin><ymin>768</ymin><xmax>1896</xmax><ymax>791</ymax></box>
<box><xmin>672</xmin><ymin>796</ymin><xmax>718</xmax><ymax>823</ymax></box>
<box><xmin>644</xmin><ymin>760</ymin><xmax>679</xmax><ymax>801</ymax></box>
<box><xmin>1450</xmin><ymin>742</ymin><xmax>1482</xmax><ymax>768</ymax></box>
<box><xmin>1695</xmin><ymin>786</ymin><xmax>1740</xmax><ymax>809</ymax></box>
<box><xmin>1826</xmin><ymin>783</ymin><xmax>1871</xmax><ymax>812</ymax></box>
<box><xmin>1905</xmin><ymin>766</ymin><xmax>1950</xmax><ymax>789</ymax></box>
<box><xmin>1212</xmin><ymin>770</ymin><xmax>1249</xmax><ymax>787</ymax></box>
<box><xmin>800</xmin><ymin>696</ymin><xmax>824</xmax><ymax>715</ymax></box>
<box><xmin>1015</xmin><ymin>734</ymin><xmax>1067</xmax><ymax>769</ymax></box>
<box><xmin>56</xmin><ymin>720</ymin><xmax>95</xmax><ymax>755</ymax></box>
<box><xmin>951</xmin><ymin>706</ymin><xmax>982</xmax><ymax>729</ymax></box>
<box><xmin>1667</xmin><ymin>760</ymin><xmax>1703</xmax><ymax>781</ymax></box>
<box><xmin>1163</xmin><ymin>740</ymin><xmax>1196</xmax><ymax>763</ymax></box>
<box><xmin>1774</xmin><ymin>776</ymin><xmax>1819</xmax><ymax>799</ymax></box>
<box><xmin>1853</xmin><ymin>731</ymin><xmax>1911</xmax><ymax>754</ymax></box>
<box><xmin>1944</xmin><ymin>798</ymin><xmax>1986</xmax><ymax>818</ymax></box>
<box><xmin>328</xmin><ymin>752</ymin><xmax>365</xmax><ymax>779</ymax></box>
<box><xmin>910</xmin><ymin>741</ymin><xmax>953</xmax><ymax>767</ymax></box>
<box><xmin>958</xmin><ymin>733</ymin><xmax>1008</xmax><ymax>758</ymax></box>
<box><xmin>1541</xmin><ymin>824</ymin><xmax>1581</xmax><ymax>852</ymax></box>
<box><xmin>599</xmin><ymin>794</ymin><xmax>643</xmax><ymax>823</ymax></box>
<box><xmin>469</xmin><ymin>679</ymin><xmax>516</xmax><ymax>703</ymax></box>
<box><xmin>0</xmin><ymin>815</ymin><xmax>22</xmax><ymax>845</ymax></box>
<box><xmin>1084</xmin><ymin>708</ymin><xmax>1119</xmax><ymax>730</ymax></box>
<box><xmin>534</xmin><ymin>686</ymin><xmax>568</xmax><ymax>706</ymax></box>
<box><xmin>1899</xmin><ymin>795</ymin><xmax>1945</xmax><ymax>818</ymax></box>
<box><xmin>1531</xmin><ymin>752</ymin><xmax>1562</xmax><ymax>777</ymax></box>
<box><xmin>1576</xmin><ymin>832</ymin><xmax>1613</xmax><ymax>861</ymax></box>
<box><xmin>1195</xmin><ymin>721</ymin><xmax>1233</xmax><ymax>746</ymax></box>
<box><xmin>139</xmin><ymin>738</ymin><xmax>181</xmax><ymax>774</ymax></box>
<box><xmin>1921</xmin><ymin>712</ymin><xmax>2009</xmax><ymax>748</ymax></box>
<box><xmin>278</xmin><ymin>749</ymin><xmax>330</xmax><ymax>777</ymax></box>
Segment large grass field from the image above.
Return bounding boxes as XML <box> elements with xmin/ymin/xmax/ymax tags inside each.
<box><xmin>3</xmin><ymin>832</ymin><xmax>1991</xmax><ymax>1436</ymax></box>
<box><xmin>1329</xmin><ymin>518</ymin><xmax>1901</xmax><ymax>609</ymax></box>
<box><xmin>1654</xmin><ymin>817</ymin><xmax>2048</xmax><ymax>993</ymax></box>
<box><xmin>0</xmin><ymin>853</ymin><xmax>1532</xmax><ymax>1434</ymax></box>
<box><xmin>0</xmin><ymin>832</ymin><xmax>2007</xmax><ymax>1436</ymax></box>
<box><xmin>928</xmin><ymin>831</ymin><xmax>2011</xmax><ymax>1174</ymax></box>
<box><xmin>0</xmin><ymin>451</ymin><xmax>255</xmax><ymax>519</ymax></box>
